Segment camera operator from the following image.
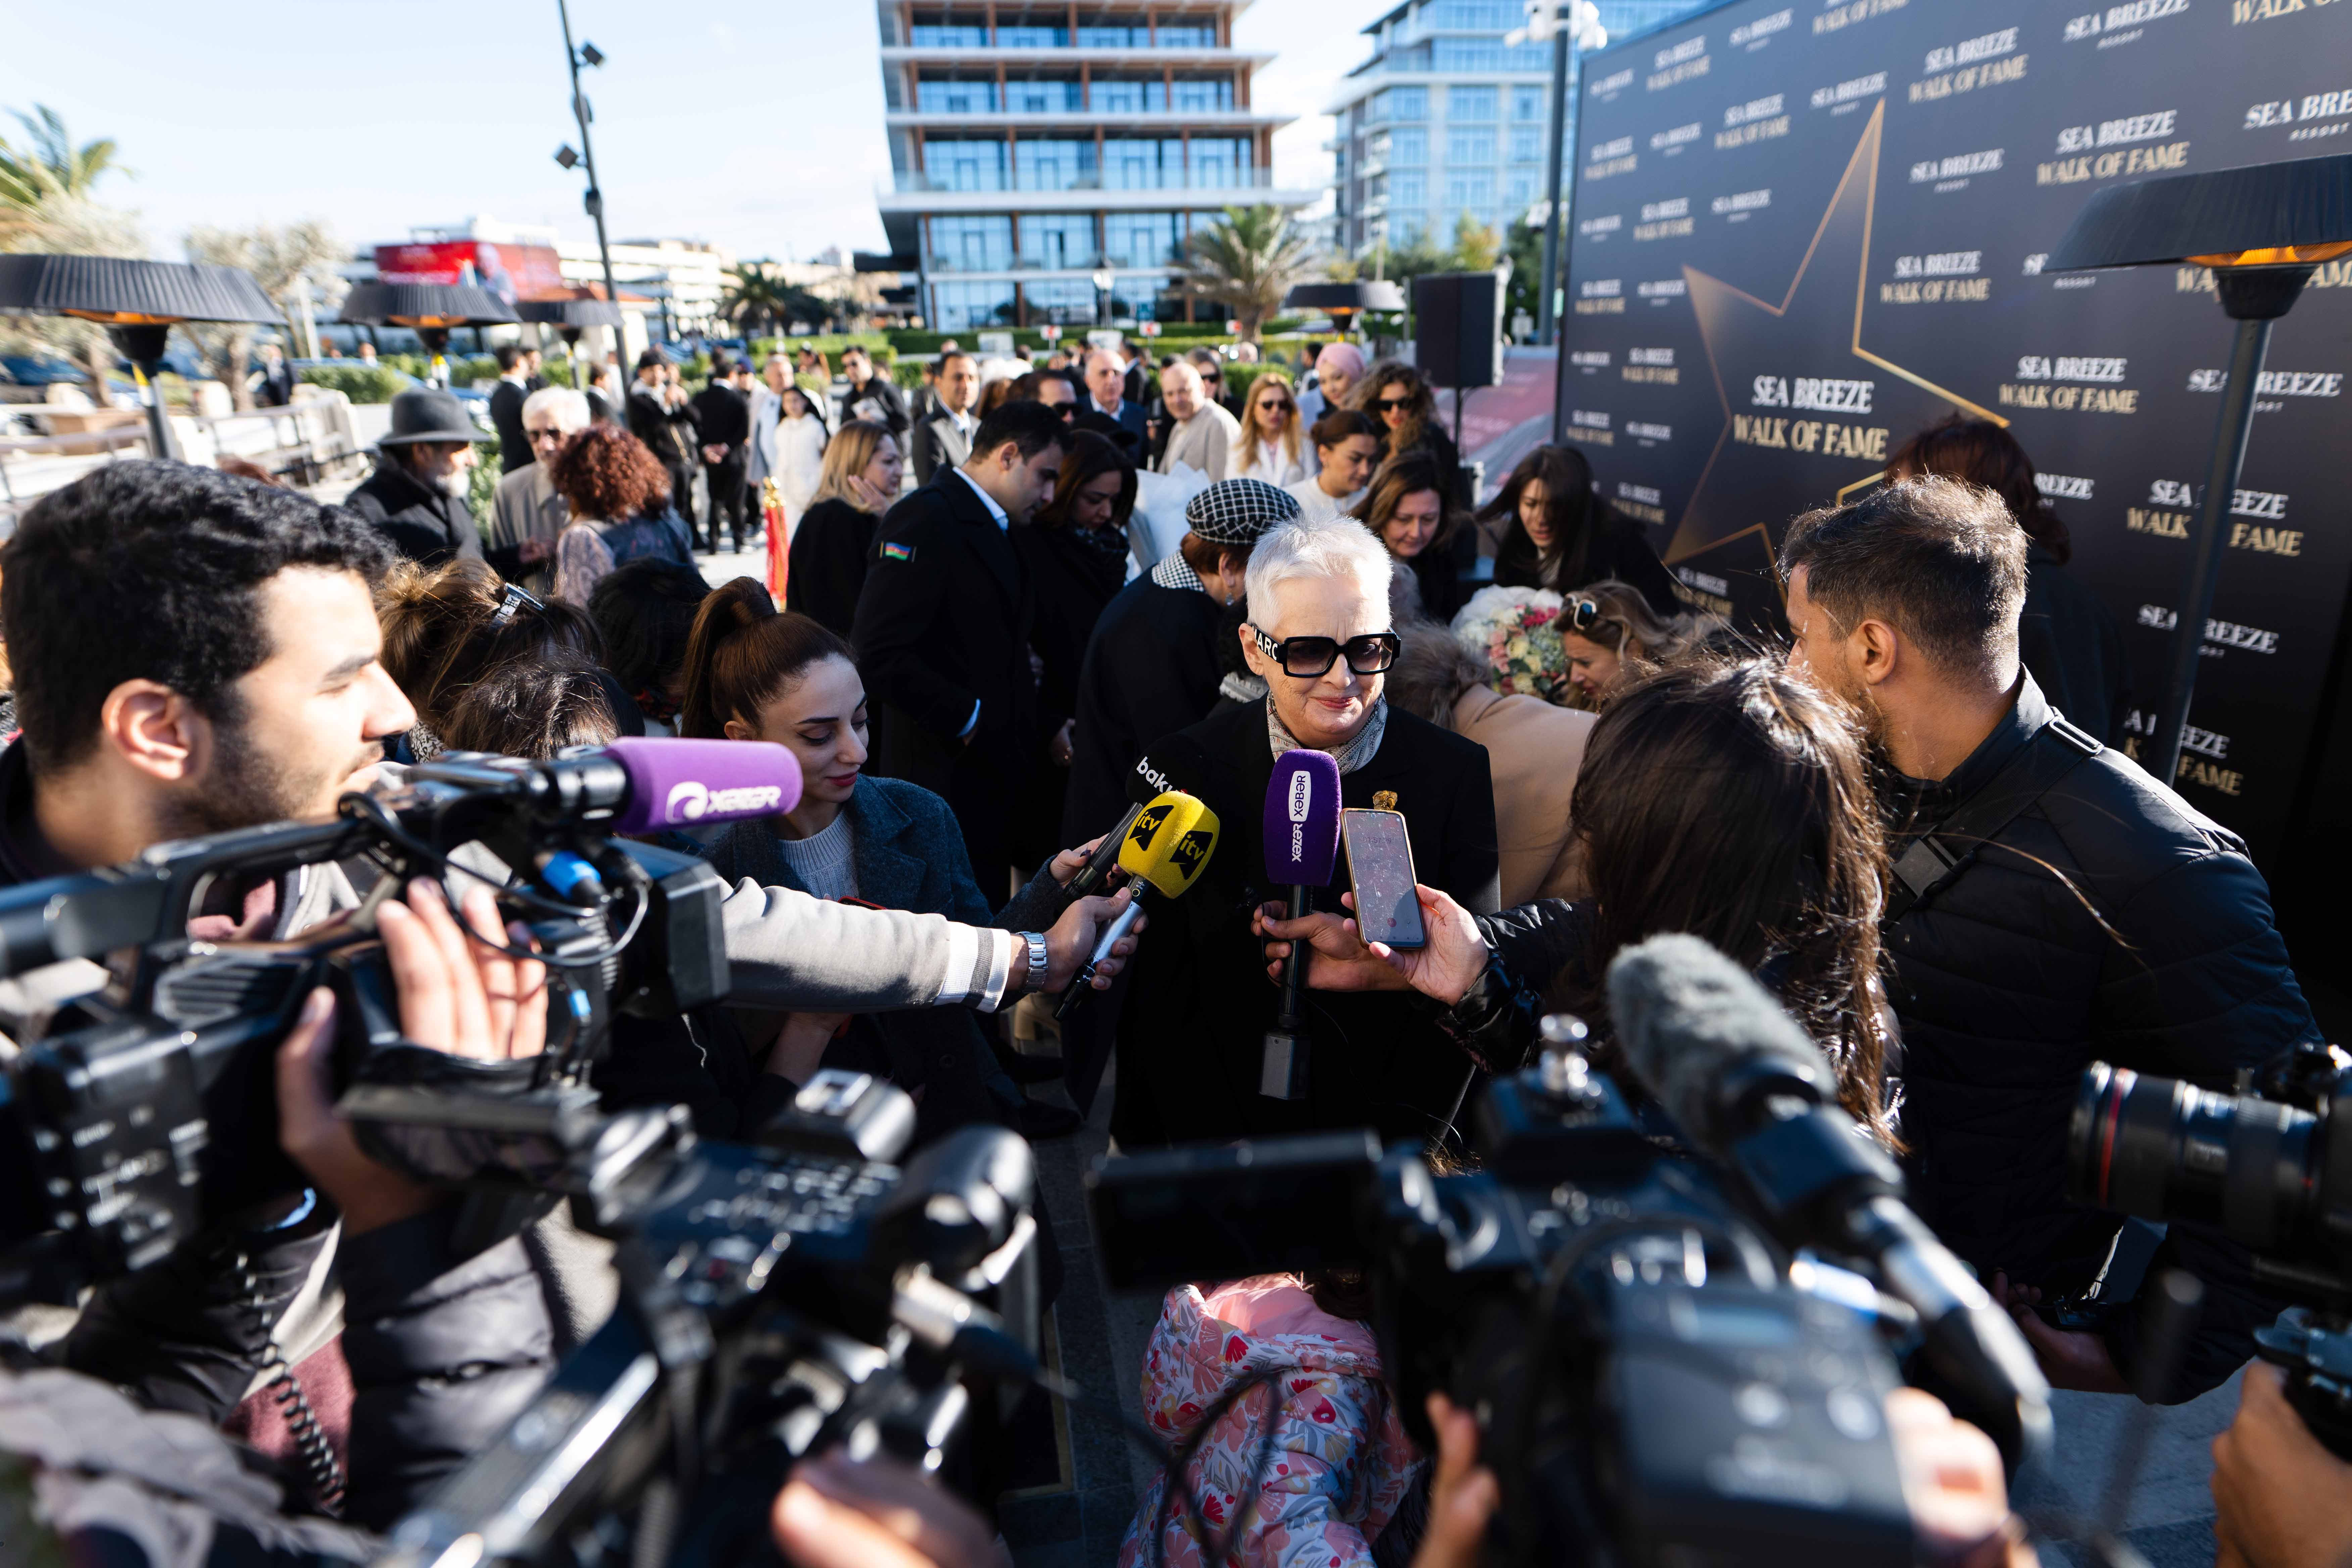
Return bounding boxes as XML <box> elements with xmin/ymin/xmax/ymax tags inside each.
<box><xmin>0</xmin><ymin>465</ymin><xmax>1137</xmax><ymax>1430</ymax></box>
<box><xmin>1779</xmin><ymin>477</ymin><xmax>2315</xmax><ymax>1400</ymax></box>
<box><xmin>0</xmin><ymin>875</ymin><xmax>555</xmax><ymax>1553</ymax></box>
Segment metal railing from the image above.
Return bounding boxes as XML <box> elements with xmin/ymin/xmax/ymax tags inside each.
<box><xmin>1</xmin><ymin>396</ymin><xmax>366</xmax><ymax>535</ymax></box>
<box><xmin>887</xmin><ymin>167</ymin><xmax>1273</xmax><ymax>196</ymax></box>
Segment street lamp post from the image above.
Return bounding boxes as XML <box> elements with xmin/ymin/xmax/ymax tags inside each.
<box><xmin>1516</xmin><ymin>1</ymin><xmax>1606</xmax><ymax>349</ymax></box>
<box><xmin>555</xmin><ymin>0</ymin><xmax>622</xmax><ymax>350</ymax></box>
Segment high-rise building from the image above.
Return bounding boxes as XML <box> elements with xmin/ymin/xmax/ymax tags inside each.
<box><xmin>873</xmin><ymin>2</ymin><xmax>1323</xmax><ymax>332</ymax></box>
<box><xmin>1327</xmin><ymin>0</ymin><xmax>1707</xmax><ymax>257</ymax></box>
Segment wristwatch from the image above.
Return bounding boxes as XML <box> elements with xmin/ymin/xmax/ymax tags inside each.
<box><xmin>1019</xmin><ymin>931</ymin><xmax>1050</xmax><ymax>995</ymax></box>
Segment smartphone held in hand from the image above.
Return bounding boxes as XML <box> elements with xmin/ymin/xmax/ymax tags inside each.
<box><xmin>1343</xmin><ymin>807</ymin><xmax>1425</xmax><ymax>950</ymax></box>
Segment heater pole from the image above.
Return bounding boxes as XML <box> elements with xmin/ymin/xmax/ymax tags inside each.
<box><xmin>2153</xmin><ymin>314</ymin><xmax>2270</xmax><ymax>785</ymax></box>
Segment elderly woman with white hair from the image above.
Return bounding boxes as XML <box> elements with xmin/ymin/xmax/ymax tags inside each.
<box><xmin>1111</xmin><ymin>510</ymin><xmax>1501</xmax><ymax>1152</ymax></box>
<box><xmin>488</xmin><ymin>385</ymin><xmax>593</xmax><ymax>592</ymax></box>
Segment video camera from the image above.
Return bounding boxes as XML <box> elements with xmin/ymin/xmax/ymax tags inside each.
<box><xmin>2070</xmin><ymin>1041</ymin><xmax>2352</xmax><ymax>1455</ymax></box>
<box><xmin>1089</xmin><ymin>935</ymin><xmax>2052</xmax><ymax>1568</ymax></box>
<box><xmin>373</xmin><ymin>1068</ymin><xmax>1043</xmax><ymax>1568</ymax></box>
<box><xmin>0</xmin><ymin>737</ymin><xmax>790</xmax><ymax>1300</ymax></box>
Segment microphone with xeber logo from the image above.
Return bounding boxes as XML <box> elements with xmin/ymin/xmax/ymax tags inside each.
<box><xmin>1260</xmin><ymin>749</ymin><xmax>1342</xmax><ymax>1101</ymax></box>
<box><xmin>593</xmin><ymin>738</ymin><xmax>803</xmax><ymax>833</ymax></box>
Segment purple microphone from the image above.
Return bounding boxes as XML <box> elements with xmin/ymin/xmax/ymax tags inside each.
<box><xmin>601</xmin><ymin>738</ymin><xmax>803</xmax><ymax>835</ymax></box>
<box><xmin>1261</xmin><ymin>748</ymin><xmax>1342</xmax><ymax>1100</ymax></box>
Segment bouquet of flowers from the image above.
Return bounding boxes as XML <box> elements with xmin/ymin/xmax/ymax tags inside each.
<box><xmin>1450</xmin><ymin>584</ymin><xmax>1571</xmax><ymax>704</ymax></box>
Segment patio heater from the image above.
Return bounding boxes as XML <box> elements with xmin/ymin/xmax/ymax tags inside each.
<box><xmin>0</xmin><ymin>253</ymin><xmax>282</xmax><ymax>460</ymax></box>
<box><xmin>1281</xmin><ymin>280</ymin><xmax>1408</xmax><ymax>341</ymax></box>
<box><xmin>519</xmin><ymin>295</ymin><xmax>626</xmax><ymax>384</ymax></box>
<box><xmin>2045</xmin><ymin>151</ymin><xmax>2352</xmax><ymax>784</ymax></box>
<box><xmin>337</xmin><ymin>281</ymin><xmax>519</xmax><ymax>388</ymax></box>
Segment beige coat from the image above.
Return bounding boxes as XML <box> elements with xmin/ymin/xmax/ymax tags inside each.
<box><xmin>1453</xmin><ymin>684</ymin><xmax>1595</xmax><ymax>906</ymax></box>
<box><xmin>489</xmin><ymin>463</ymin><xmax>568</xmax><ymax>594</ymax></box>
<box><xmin>1157</xmin><ymin>400</ymin><xmax>1242</xmax><ymax>481</ymax></box>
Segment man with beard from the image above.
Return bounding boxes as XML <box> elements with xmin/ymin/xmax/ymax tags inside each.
<box><xmin>344</xmin><ymin>385</ymin><xmax>490</xmax><ymax>567</ymax></box>
<box><xmin>1779</xmin><ymin>476</ymin><xmax>2316</xmax><ymax>1403</ymax></box>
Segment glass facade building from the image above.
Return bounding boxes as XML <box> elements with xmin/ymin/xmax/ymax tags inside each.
<box><xmin>875</xmin><ymin>3</ymin><xmax>1322</xmax><ymax>331</ymax></box>
<box><xmin>1327</xmin><ymin>0</ymin><xmax>1709</xmax><ymax>257</ymax></box>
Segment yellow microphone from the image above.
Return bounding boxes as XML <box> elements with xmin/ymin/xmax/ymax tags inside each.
<box><xmin>1056</xmin><ymin>791</ymin><xmax>1220</xmax><ymax>1016</ymax></box>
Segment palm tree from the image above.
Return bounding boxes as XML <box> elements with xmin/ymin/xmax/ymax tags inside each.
<box><xmin>1</xmin><ymin>105</ymin><xmax>141</xmax><ymax>401</ymax></box>
<box><xmin>721</xmin><ymin>263</ymin><xmax>794</xmax><ymax>342</ymax></box>
<box><xmin>1179</xmin><ymin>205</ymin><xmax>1314</xmax><ymax>344</ymax></box>
<box><xmin>0</xmin><ymin>105</ymin><xmax>127</xmax><ymax>213</ymax></box>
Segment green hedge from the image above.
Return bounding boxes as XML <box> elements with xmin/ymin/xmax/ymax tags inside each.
<box><xmin>469</xmin><ymin>433</ymin><xmax>502</xmax><ymax>518</ymax></box>
<box><xmin>751</xmin><ymin>334</ymin><xmax>895</xmax><ymax>369</ymax></box>
<box><xmin>298</xmin><ymin>364</ymin><xmax>407</xmax><ymax>404</ymax></box>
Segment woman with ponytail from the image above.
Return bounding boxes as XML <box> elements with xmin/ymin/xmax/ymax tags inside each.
<box><xmin>677</xmin><ymin>577</ymin><xmax>1083</xmax><ymax>1143</ymax></box>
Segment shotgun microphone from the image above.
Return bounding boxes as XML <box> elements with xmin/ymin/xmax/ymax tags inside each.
<box><xmin>1260</xmin><ymin>749</ymin><xmax>1342</xmax><ymax>1100</ymax></box>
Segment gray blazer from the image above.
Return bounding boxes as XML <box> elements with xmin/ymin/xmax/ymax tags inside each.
<box><xmin>910</xmin><ymin>409</ymin><xmax>974</xmax><ymax>486</ymax></box>
<box><xmin>489</xmin><ymin>463</ymin><xmax>568</xmax><ymax>594</ymax></box>
<box><xmin>744</xmin><ymin>387</ymin><xmax>783</xmax><ymax>491</ymax></box>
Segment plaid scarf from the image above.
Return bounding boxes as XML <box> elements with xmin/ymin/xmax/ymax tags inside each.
<box><xmin>1266</xmin><ymin>695</ymin><xmax>1388</xmax><ymax>775</ymax></box>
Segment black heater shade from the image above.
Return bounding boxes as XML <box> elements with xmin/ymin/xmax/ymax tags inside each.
<box><xmin>517</xmin><ymin>298</ymin><xmax>624</xmax><ymax>330</ymax></box>
<box><xmin>2046</xmin><ymin>151</ymin><xmax>2352</xmax><ymax>277</ymax></box>
<box><xmin>337</xmin><ymin>281</ymin><xmax>519</xmax><ymax>329</ymax></box>
<box><xmin>1283</xmin><ymin>281</ymin><xmax>1409</xmax><ymax>316</ymax></box>
<box><xmin>0</xmin><ymin>254</ymin><xmax>283</xmax><ymax>328</ymax></box>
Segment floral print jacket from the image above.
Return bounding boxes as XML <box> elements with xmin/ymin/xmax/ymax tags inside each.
<box><xmin>1118</xmin><ymin>1277</ymin><xmax>1423</xmax><ymax>1568</ymax></box>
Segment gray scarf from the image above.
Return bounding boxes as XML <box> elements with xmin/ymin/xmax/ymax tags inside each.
<box><xmin>1265</xmin><ymin>696</ymin><xmax>1388</xmax><ymax>775</ymax></box>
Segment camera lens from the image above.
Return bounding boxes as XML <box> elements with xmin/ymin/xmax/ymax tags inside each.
<box><xmin>2069</xmin><ymin>1063</ymin><xmax>2320</xmax><ymax>1250</ymax></box>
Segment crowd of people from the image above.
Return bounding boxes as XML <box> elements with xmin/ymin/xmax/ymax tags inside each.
<box><xmin>0</xmin><ymin>324</ymin><xmax>2332</xmax><ymax>1568</ymax></box>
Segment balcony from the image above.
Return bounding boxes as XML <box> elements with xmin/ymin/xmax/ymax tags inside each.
<box><xmin>879</xmin><ymin>169</ymin><xmax>1323</xmax><ymax>215</ymax></box>
<box><xmin>888</xmin><ymin>105</ymin><xmax>1284</xmax><ymax>130</ymax></box>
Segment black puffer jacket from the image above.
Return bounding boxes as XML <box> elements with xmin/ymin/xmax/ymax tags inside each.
<box><xmin>1887</xmin><ymin>675</ymin><xmax>2317</xmax><ymax>1399</ymax></box>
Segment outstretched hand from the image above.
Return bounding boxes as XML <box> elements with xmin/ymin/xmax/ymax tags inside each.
<box><xmin>1255</xmin><ymin>887</ymin><xmax>1491</xmax><ymax>1004</ymax></box>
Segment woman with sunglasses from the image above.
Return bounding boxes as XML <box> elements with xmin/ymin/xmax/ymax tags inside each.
<box><xmin>1477</xmin><ymin>444</ymin><xmax>1679</xmax><ymax>615</ymax></box>
<box><xmin>1356</xmin><ymin>452</ymin><xmax>1465</xmax><ymax>622</ymax></box>
<box><xmin>1557</xmin><ymin>579</ymin><xmax>1723</xmax><ymax>708</ymax></box>
<box><xmin>1355</xmin><ymin>361</ymin><xmax>1467</xmax><ymax>507</ymax></box>
<box><xmin>1111</xmin><ymin>511</ymin><xmax>1500</xmax><ymax>1154</ymax></box>
<box><xmin>1233</xmin><ymin>369</ymin><xmax>1310</xmax><ymax>486</ymax></box>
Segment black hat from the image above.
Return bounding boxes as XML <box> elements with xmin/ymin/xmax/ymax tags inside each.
<box><xmin>378</xmin><ymin>386</ymin><xmax>486</xmax><ymax>446</ymax></box>
<box><xmin>1185</xmin><ymin>477</ymin><xmax>1300</xmax><ymax>545</ymax></box>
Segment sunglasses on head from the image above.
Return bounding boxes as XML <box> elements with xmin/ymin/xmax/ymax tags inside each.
<box><xmin>1565</xmin><ymin>596</ymin><xmax>1627</xmax><ymax>645</ymax></box>
<box><xmin>1248</xmin><ymin>625</ymin><xmax>1401</xmax><ymax>678</ymax></box>
<box><xmin>488</xmin><ymin>580</ymin><xmax>546</xmax><ymax>629</ymax></box>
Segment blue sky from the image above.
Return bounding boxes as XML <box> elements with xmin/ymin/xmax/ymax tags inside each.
<box><xmin>0</xmin><ymin>0</ymin><xmax>1389</xmax><ymax>263</ymax></box>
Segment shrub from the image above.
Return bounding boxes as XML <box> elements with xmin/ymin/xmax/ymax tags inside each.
<box><xmin>469</xmin><ymin>433</ymin><xmax>502</xmax><ymax>519</ymax></box>
<box><xmin>298</xmin><ymin>364</ymin><xmax>407</xmax><ymax>404</ymax></box>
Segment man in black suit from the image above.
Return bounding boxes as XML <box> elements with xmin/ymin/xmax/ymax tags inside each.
<box><xmin>909</xmin><ymin>351</ymin><xmax>981</xmax><ymax>486</ymax></box>
<box><xmin>1081</xmin><ymin>348</ymin><xmax>1148</xmax><ymax>448</ymax></box>
<box><xmin>251</xmin><ymin>342</ymin><xmax>296</xmax><ymax>408</ymax></box>
<box><xmin>626</xmin><ymin>349</ymin><xmax>699</xmax><ymax>537</ymax></box>
<box><xmin>840</xmin><ymin>344</ymin><xmax>910</xmax><ymax>438</ymax></box>
<box><xmin>852</xmin><ymin>400</ymin><xmax>1067</xmax><ymax>889</ymax></box>
<box><xmin>488</xmin><ymin>343</ymin><xmax>535</xmax><ymax>472</ymax></box>
<box><xmin>689</xmin><ymin>354</ymin><xmax>753</xmax><ymax>552</ymax></box>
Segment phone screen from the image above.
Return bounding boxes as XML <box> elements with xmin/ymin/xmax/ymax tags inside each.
<box><xmin>1343</xmin><ymin>809</ymin><xmax>1425</xmax><ymax>950</ymax></box>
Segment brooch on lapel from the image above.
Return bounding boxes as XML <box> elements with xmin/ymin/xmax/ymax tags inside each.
<box><xmin>880</xmin><ymin>541</ymin><xmax>914</xmax><ymax>562</ymax></box>
<box><xmin>1371</xmin><ymin>790</ymin><xmax>1399</xmax><ymax>812</ymax></box>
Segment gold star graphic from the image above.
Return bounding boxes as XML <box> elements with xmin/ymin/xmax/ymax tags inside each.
<box><xmin>1670</xmin><ymin>101</ymin><xmax>2005</xmax><ymax>577</ymax></box>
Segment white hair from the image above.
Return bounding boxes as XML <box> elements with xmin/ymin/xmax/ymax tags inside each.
<box><xmin>521</xmin><ymin>386</ymin><xmax>591</xmax><ymax>433</ymax></box>
<box><xmin>1245</xmin><ymin>512</ymin><xmax>1395</xmax><ymax>628</ymax></box>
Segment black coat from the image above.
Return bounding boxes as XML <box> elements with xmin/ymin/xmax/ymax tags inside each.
<box><xmin>1061</xmin><ymin>568</ymin><xmax>1227</xmax><ymax>846</ymax></box>
<box><xmin>842</xmin><ymin>373</ymin><xmax>911</xmax><ymax>438</ymax></box>
<box><xmin>627</xmin><ymin>385</ymin><xmax>697</xmax><ymax>468</ymax></box>
<box><xmin>1888</xmin><ymin>674</ymin><xmax>2316</xmax><ymax>1398</ymax></box>
<box><xmin>1018</xmin><ymin>522</ymin><xmax>1130</xmax><ymax>733</ymax></box>
<box><xmin>489</xmin><ymin>378</ymin><xmax>532</xmax><ymax>471</ymax></box>
<box><xmin>690</xmin><ymin>382</ymin><xmax>751</xmax><ymax>468</ymax></box>
<box><xmin>1492</xmin><ymin>502</ymin><xmax>1682</xmax><ymax>616</ymax></box>
<box><xmin>850</xmin><ymin>473</ymin><xmax>1039</xmax><ymax>874</ymax></box>
<box><xmin>2018</xmin><ymin>545</ymin><xmax>2129</xmax><ymax>744</ymax></box>
<box><xmin>345</xmin><ymin>455</ymin><xmax>485</xmax><ymax>568</ymax></box>
<box><xmin>1112</xmin><ymin>698</ymin><xmax>1501</xmax><ymax>1149</ymax></box>
<box><xmin>787</xmin><ymin>497</ymin><xmax>878</xmax><ymax>638</ymax></box>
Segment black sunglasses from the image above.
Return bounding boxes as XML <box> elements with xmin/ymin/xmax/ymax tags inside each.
<box><xmin>488</xmin><ymin>580</ymin><xmax>546</xmax><ymax>629</ymax></box>
<box><xmin>1248</xmin><ymin>626</ymin><xmax>1401</xmax><ymax>678</ymax></box>
<box><xmin>1565</xmin><ymin>596</ymin><xmax>1626</xmax><ymax>645</ymax></box>
<box><xmin>1372</xmin><ymin>397</ymin><xmax>1412</xmax><ymax>413</ymax></box>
